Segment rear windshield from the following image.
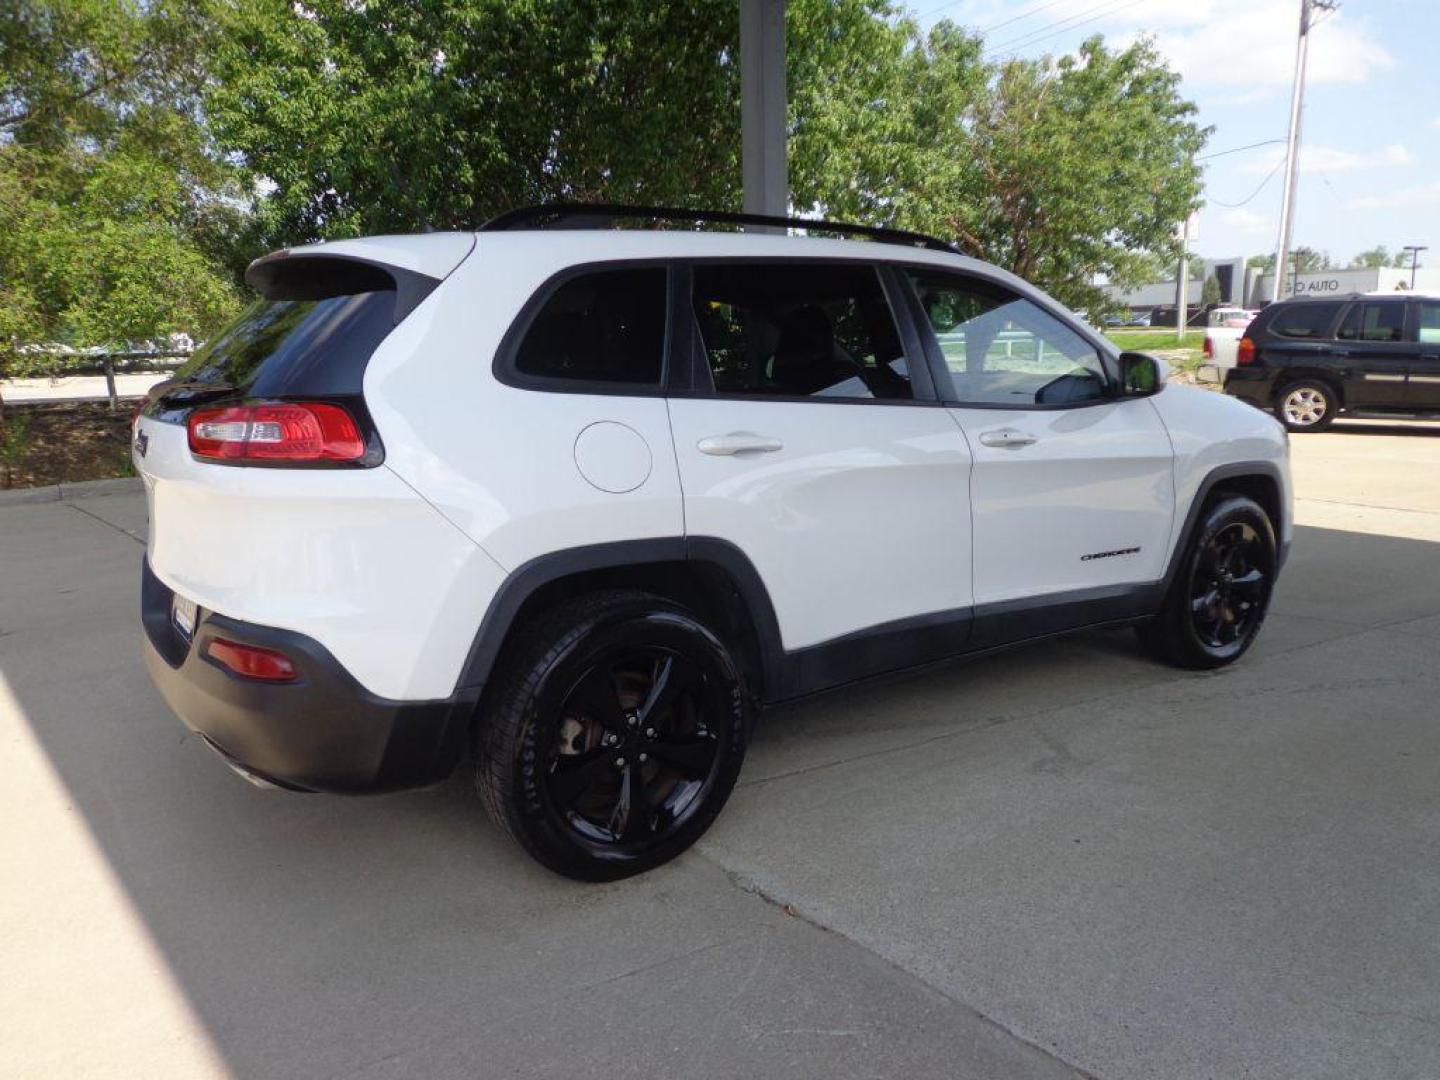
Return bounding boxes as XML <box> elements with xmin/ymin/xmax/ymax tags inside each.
<box><xmin>1268</xmin><ymin>302</ymin><xmax>1342</xmax><ymax>339</ymax></box>
<box><xmin>172</xmin><ymin>291</ymin><xmax>398</xmax><ymax>397</ymax></box>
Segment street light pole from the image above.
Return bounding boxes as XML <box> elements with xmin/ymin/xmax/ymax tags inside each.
<box><xmin>1271</xmin><ymin>0</ymin><xmax>1336</xmax><ymax>302</ymax></box>
<box><xmin>1403</xmin><ymin>245</ymin><xmax>1427</xmax><ymax>290</ymax></box>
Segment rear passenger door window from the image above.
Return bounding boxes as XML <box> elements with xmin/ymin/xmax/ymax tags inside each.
<box><xmin>1337</xmin><ymin>302</ymin><xmax>1406</xmax><ymax>343</ymax></box>
<box><xmin>691</xmin><ymin>263</ymin><xmax>914</xmax><ymax>400</ymax></box>
<box><xmin>508</xmin><ymin>267</ymin><xmax>668</xmax><ymax>388</ymax></box>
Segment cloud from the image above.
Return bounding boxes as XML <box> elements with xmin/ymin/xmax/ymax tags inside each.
<box><xmin>969</xmin><ymin>0</ymin><xmax>1393</xmax><ymax>87</ymax></box>
<box><xmin>1217</xmin><ymin>208</ymin><xmax>1270</xmax><ymax>234</ymax></box>
<box><xmin>1240</xmin><ymin>143</ymin><xmax>1414</xmax><ymax>175</ymax></box>
<box><xmin>1145</xmin><ymin>4</ymin><xmax>1392</xmax><ymax>87</ymax></box>
<box><xmin>1347</xmin><ymin>183</ymin><xmax>1440</xmax><ymax>211</ymax></box>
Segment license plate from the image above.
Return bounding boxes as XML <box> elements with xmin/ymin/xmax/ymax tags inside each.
<box><xmin>172</xmin><ymin>594</ymin><xmax>198</xmax><ymax>640</ymax></box>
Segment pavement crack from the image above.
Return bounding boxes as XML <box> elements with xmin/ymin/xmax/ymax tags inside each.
<box><xmin>706</xmin><ymin>856</ymin><xmax>1099</xmax><ymax>1079</ymax></box>
<box><xmin>65</xmin><ymin>501</ymin><xmax>145</xmax><ymax>546</ymax></box>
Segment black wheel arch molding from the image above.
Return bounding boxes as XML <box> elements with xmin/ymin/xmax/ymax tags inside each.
<box><xmin>457</xmin><ymin>460</ymin><xmax>1288</xmax><ymax>709</ymax></box>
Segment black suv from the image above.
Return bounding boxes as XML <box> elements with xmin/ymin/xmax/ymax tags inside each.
<box><xmin>1224</xmin><ymin>293</ymin><xmax>1440</xmax><ymax>432</ymax></box>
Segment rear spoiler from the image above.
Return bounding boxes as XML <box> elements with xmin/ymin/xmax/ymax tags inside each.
<box><xmin>245</xmin><ymin>252</ymin><xmax>440</xmax><ymax>322</ymax></box>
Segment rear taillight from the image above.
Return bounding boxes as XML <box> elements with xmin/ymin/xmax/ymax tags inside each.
<box><xmin>1237</xmin><ymin>337</ymin><xmax>1256</xmax><ymax>366</ymax></box>
<box><xmin>187</xmin><ymin>402</ymin><xmax>365</xmax><ymax>464</ymax></box>
<box><xmin>1203</xmin><ymin>337</ymin><xmax>1214</xmax><ymax>359</ymax></box>
<box><xmin>206</xmin><ymin>638</ymin><xmax>298</xmax><ymax>682</ymax></box>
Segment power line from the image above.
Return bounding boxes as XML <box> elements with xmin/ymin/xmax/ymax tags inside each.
<box><xmin>1197</xmin><ymin>138</ymin><xmax>1287</xmax><ymax>162</ymax></box>
<box><xmin>913</xmin><ymin>0</ymin><xmax>1069</xmax><ymax>31</ymax></box>
<box><xmin>980</xmin><ymin>0</ymin><xmax>1073</xmax><ymax>33</ymax></box>
<box><xmin>989</xmin><ymin>0</ymin><xmax>1119</xmax><ymax>51</ymax></box>
<box><xmin>988</xmin><ymin>0</ymin><xmax>1146</xmax><ymax>56</ymax></box>
<box><xmin>1208</xmin><ymin>160</ymin><xmax>1284</xmax><ymax>208</ymax></box>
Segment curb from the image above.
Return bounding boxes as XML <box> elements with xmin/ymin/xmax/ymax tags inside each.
<box><xmin>0</xmin><ymin>476</ymin><xmax>143</xmax><ymax>507</ymax></box>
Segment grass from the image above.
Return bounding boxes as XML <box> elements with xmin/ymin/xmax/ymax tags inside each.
<box><xmin>1102</xmin><ymin>329</ymin><xmax>1206</xmax><ymax>375</ymax></box>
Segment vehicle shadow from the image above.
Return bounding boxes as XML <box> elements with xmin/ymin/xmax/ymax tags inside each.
<box><xmin>3</xmin><ymin>516</ymin><xmax>1438</xmax><ymax>1078</ymax></box>
<box><xmin>1329</xmin><ymin>419</ymin><xmax>1440</xmax><ymax>438</ymax></box>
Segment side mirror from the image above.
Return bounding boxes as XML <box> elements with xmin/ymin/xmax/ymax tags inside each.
<box><xmin>1117</xmin><ymin>351</ymin><xmax>1166</xmax><ymax>397</ymax></box>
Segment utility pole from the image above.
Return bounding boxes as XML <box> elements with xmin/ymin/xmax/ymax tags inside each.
<box><xmin>1271</xmin><ymin>0</ymin><xmax>1337</xmax><ymax>302</ymax></box>
<box><xmin>1175</xmin><ymin>216</ymin><xmax>1191</xmax><ymax>342</ymax></box>
<box><xmin>1403</xmin><ymin>245</ymin><xmax>1427</xmax><ymax>289</ymax></box>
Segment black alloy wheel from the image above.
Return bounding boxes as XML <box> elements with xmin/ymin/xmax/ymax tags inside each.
<box><xmin>545</xmin><ymin>648</ymin><xmax>723</xmax><ymax>847</ymax></box>
<box><xmin>1136</xmin><ymin>494</ymin><xmax>1277</xmax><ymax>669</ymax></box>
<box><xmin>475</xmin><ymin>590</ymin><xmax>749</xmax><ymax>880</ymax></box>
<box><xmin>1188</xmin><ymin>521</ymin><xmax>1269</xmax><ymax>650</ymax></box>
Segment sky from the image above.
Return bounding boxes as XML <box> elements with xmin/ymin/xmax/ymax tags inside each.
<box><xmin>908</xmin><ymin>0</ymin><xmax>1438</xmax><ymax>266</ymax></box>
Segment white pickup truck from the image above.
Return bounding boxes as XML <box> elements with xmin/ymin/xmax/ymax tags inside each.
<box><xmin>1202</xmin><ymin>307</ymin><xmax>1258</xmax><ymax>374</ymax></box>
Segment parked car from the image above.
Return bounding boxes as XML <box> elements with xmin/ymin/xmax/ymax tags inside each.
<box><xmin>1128</xmin><ymin>308</ymin><xmax>1154</xmax><ymax>327</ymax></box>
<box><xmin>1203</xmin><ymin>308</ymin><xmax>1259</xmax><ymax>372</ymax></box>
<box><xmin>135</xmin><ymin>205</ymin><xmax>1292</xmax><ymax>880</ymax></box>
<box><xmin>1224</xmin><ymin>292</ymin><xmax>1440</xmax><ymax>431</ymax></box>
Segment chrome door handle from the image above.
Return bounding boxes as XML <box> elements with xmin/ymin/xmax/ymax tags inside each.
<box><xmin>978</xmin><ymin>428</ymin><xmax>1037</xmax><ymax>448</ymax></box>
<box><xmin>696</xmin><ymin>432</ymin><xmax>785</xmax><ymax>456</ymax></box>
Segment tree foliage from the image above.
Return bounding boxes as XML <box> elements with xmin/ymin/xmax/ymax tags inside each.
<box><xmin>1349</xmin><ymin>245</ymin><xmax>1414</xmax><ymax>270</ymax></box>
<box><xmin>3</xmin><ymin>0</ymin><xmax>1210</xmax><ymax>366</ymax></box>
<box><xmin>0</xmin><ymin>0</ymin><xmax>244</xmax><ymax>372</ymax></box>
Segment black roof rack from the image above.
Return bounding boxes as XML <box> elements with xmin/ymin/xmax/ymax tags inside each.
<box><xmin>479</xmin><ymin>202</ymin><xmax>960</xmax><ymax>255</ymax></box>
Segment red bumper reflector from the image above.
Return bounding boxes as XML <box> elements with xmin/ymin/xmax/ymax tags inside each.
<box><xmin>207</xmin><ymin>638</ymin><xmax>298</xmax><ymax>683</ymax></box>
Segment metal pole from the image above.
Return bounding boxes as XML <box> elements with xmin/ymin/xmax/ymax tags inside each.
<box><xmin>1404</xmin><ymin>245</ymin><xmax>1427</xmax><ymax>289</ymax></box>
<box><xmin>1175</xmin><ymin>217</ymin><xmax>1191</xmax><ymax>341</ymax></box>
<box><xmin>740</xmin><ymin>0</ymin><xmax>787</xmax><ymax>227</ymax></box>
<box><xmin>103</xmin><ymin>356</ymin><xmax>118</xmax><ymax>412</ymax></box>
<box><xmin>1271</xmin><ymin>0</ymin><xmax>1310</xmax><ymax>303</ymax></box>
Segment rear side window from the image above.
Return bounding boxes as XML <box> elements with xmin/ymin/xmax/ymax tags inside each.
<box><xmin>1337</xmin><ymin>302</ymin><xmax>1406</xmax><ymax>343</ymax></box>
<box><xmin>1419</xmin><ymin>302</ymin><xmax>1440</xmax><ymax>344</ymax></box>
<box><xmin>512</xmin><ymin>268</ymin><xmax>667</xmax><ymax>386</ymax></box>
<box><xmin>1268</xmin><ymin>302</ymin><xmax>1342</xmax><ymax>339</ymax></box>
<box><xmin>691</xmin><ymin>262</ymin><xmax>911</xmax><ymax>400</ymax></box>
<box><xmin>171</xmin><ymin>290</ymin><xmax>399</xmax><ymax>397</ymax></box>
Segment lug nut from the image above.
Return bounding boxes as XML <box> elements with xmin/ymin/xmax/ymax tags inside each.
<box><xmin>644</xmin><ymin>727</ymin><xmax>656</xmax><ymax>738</ymax></box>
<box><xmin>615</xmin><ymin>757</ymin><xmax>626</xmax><ymax>769</ymax></box>
<box><xmin>638</xmin><ymin>753</ymin><xmax>648</xmax><ymax>763</ymax></box>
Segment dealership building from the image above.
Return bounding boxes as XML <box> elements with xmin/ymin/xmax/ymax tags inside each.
<box><xmin>1106</xmin><ymin>259</ymin><xmax>1440</xmax><ymax>320</ymax></box>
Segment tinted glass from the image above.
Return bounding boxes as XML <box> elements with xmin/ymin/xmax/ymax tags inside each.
<box><xmin>1419</xmin><ymin>302</ymin><xmax>1440</xmax><ymax>345</ymax></box>
<box><xmin>514</xmin><ymin>268</ymin><xmax>667</xmax><ymax>385</ymax></box>
<box><xmin>906</xmin><ymin>270</ymin><xmax>1106</xmax><ymax>406</ymax></box>
<box><xmin>172</xmin><ymin>291</ymin><xmax>397</xmax><ymax>396</ymax></box>
<box><xmin>1336</xmin><ymin>302</ymin><xmax>1406</xmax><ymax>343</ymax></box>
<box><xmin>1269</xmin><ymin>302</ymin><xmax>1342</xmax><ymax>339</ymax></box>
<box><xmin>691</xmin><ymin>263</ymin><xmax>911</xmax><ymax>400</ymax></box>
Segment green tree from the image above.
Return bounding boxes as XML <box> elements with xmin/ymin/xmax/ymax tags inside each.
<box><xmin>0</xmin><ymin>0</ymin><xmax>244</xmax><ymax>382</ymax></box>
<box><xmin>878</xmin><ymin>33</ymin><xmax>1209</xmax><ymax>313</ymax></box>
<box><xmin>205</xmin><ymin>0</ymin><xmax>746</xmax><ymax>240</ymax></box>
<box><xmin>1201</xmin><ymin>273</ymin><xmax>1221</xmax><ymax>307</ymax></box>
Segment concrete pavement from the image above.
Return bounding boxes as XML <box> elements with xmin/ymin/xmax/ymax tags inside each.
<box><xmin>2</xmin><ymin>420</ymin><xmax>1439</xmax><ymax>1078</ymax></box>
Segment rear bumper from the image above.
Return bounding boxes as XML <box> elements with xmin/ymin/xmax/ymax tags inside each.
<box><xmin>142</xmin><ymin>557</ymin><xmax>478</xmax><ymax>793</ymax></box>
<box><xmin>1223</xmin><ymin>368</ymin><xmax>1277</xmax><ymax>409</ymax></box>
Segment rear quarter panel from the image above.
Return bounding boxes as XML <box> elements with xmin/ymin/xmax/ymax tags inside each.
<box><xmin>361</xmin><ymin>235</ymin><xmax>685</xmax><ymax>571</ymax></box>
<box><xmin>136</xmin><ymin>416</ymin><xmax>506</xmax><ymax>701</ymax></box>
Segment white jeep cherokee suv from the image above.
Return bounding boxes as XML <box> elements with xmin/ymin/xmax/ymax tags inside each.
<box><xmin>136</xmin><ymin>205</ymin><xmax>1291</xmax><ymax>880</ymax></box>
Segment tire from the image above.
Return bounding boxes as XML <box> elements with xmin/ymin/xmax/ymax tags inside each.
<box><xmin>1135</xmin><ymin>495</ymin><xmax>1277</xmax><ymax>670</ymax></box>
<box><xmin>1275</xmin><ymin>379</ymin><xmax>1337</xmax><ymax>432</ymax></box>
<box><xmin>474</xmin><ymin>590</ymin><xmax>750</xmax><ymax>881</ymax></box>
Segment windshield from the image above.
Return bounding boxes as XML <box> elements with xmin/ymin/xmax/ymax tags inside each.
<box><xmin>172</xmin><ymin>290</ymin><xmax>398</xmax><ymax>397</ymax></box>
